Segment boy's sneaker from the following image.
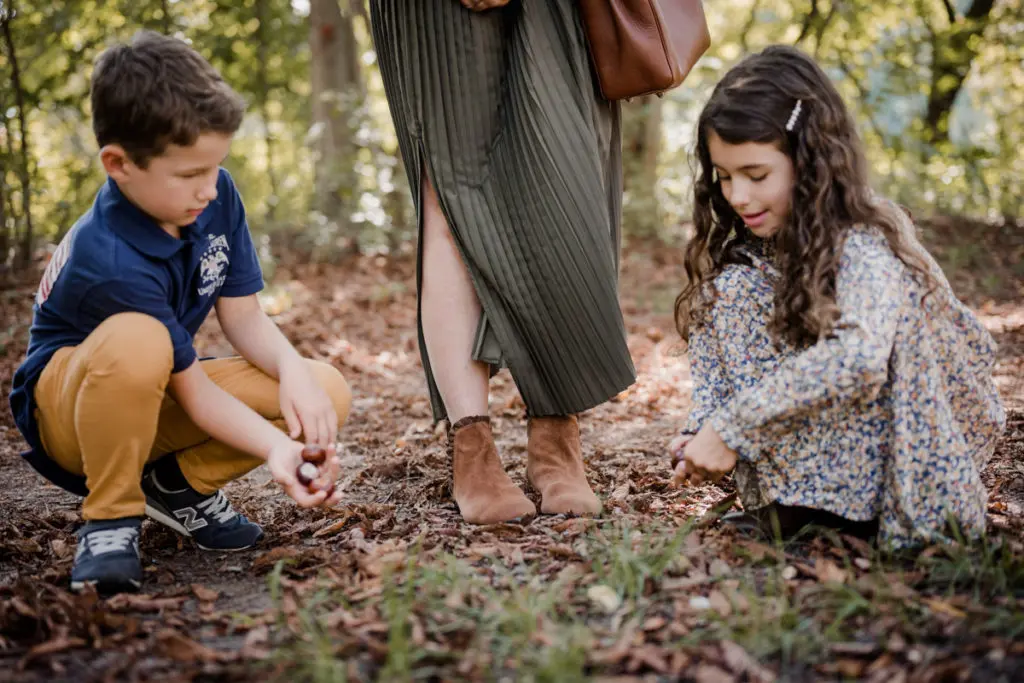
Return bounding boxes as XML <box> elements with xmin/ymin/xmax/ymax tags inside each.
<box><xmin>70</xmin><ymin>518</ymin><xmax>143</xmax><ymax>594</ymax></box>
<box><xmin>142</xmin><ymin>470</ymin><xmax>264</xmax><ymax>551</ymax></box>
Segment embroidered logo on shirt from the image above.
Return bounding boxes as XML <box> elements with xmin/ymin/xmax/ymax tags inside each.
<box><xmin>36</xmin><ymin>226</ymin><xmax>79</xmax><ymax>306</ymax></box>
<box><xmin>197</xmin><ymin>234</ymin><xmax>230</xmax><ymax>297</ymax></box>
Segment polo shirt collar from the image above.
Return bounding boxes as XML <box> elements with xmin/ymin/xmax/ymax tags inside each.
<box><xmin>100</xmin><ymin>178</ymin><xmax>213</xmax><ymax>259</ymax></box>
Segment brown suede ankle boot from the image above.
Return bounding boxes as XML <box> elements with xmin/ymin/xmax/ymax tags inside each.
<box><xmin>526</xmin><ymin>415</ymin><xmax>601</xmax><ymax>515</ymax></box>
<box><xmin>450</xmin><ymin>416</ymin><xmax>536</xmax><ymax>524</ymax></box>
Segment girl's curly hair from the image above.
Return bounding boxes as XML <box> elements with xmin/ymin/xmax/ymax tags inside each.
<box><xmin>675</xmin><ymin>45</ymin><xmax>934</xmax><ymax>348</ymax></box>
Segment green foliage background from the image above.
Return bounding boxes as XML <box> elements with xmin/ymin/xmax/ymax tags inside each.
<box><xmin>0</xmin><ymin>0</ymin><xmax>1020</xmax><ymax>269</ymax></box>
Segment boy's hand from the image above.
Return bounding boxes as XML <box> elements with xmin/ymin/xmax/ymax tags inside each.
<box><xmin>267</xmin><ymin>440</ymin><xmax>343</xmax><ymax>508</ymax></box>
<box><xmin>672</xmin><ymin>424</ymin><xmax>737</xmax><ymax>487</ymax></box>
<box><xmin>279</xmin><ymin>357</ymin><xmax>338</xmax><ymax>452</ymax></box>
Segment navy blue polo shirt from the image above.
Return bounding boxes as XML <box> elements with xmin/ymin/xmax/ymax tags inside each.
<box><xmin>9</xmin><ymin>169</ymin><xmax>264</xmax><ymax>495</ymax></box>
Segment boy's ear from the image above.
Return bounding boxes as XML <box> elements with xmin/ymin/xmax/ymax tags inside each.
<box><xmin>99</xmin><ymin>144</ymin><xmax>134</xmax><ymax>182</ymax></box>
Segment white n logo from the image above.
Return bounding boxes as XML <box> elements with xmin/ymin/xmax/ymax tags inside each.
<box><xmin>174</xmin><ymin>507</ymin><xmax>209</xmax><ymax>532</ymax></box>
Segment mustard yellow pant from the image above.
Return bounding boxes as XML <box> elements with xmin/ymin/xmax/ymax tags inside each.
<box><xmin>34</xmin><ymin>313</ymin><xmax>352</xmax><ymax>521</ymax></box>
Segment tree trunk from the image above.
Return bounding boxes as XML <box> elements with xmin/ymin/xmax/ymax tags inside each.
<box><xmin>256</xmin><ymin>0</ymin><xmax>279</xmax><ymax>222</ymax></box>
<box><xmin>0</xmin><ymin>4</ymin><xmax>34</xmax><ymax>270</ymax></box>
<box><xmin>309</xmin><ymin>0</ymin><xmax>364</xmax><ymax>244</ymax></box>
<box><xmin>621</xmin><ymin>96</ymin><xmax>664</xmax><ymax>240</ymax></box>
<box><xmin>0</xmin><ymin>156</ymin><xmax>9</xmax><ymax>273</ymax></box>
<box><xmin>925</xmin><ymin>0</ymin><xmax>997</xmax><ymax>145</ymax></box>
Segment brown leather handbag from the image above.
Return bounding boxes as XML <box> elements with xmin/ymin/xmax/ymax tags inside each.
<box><xmin>579</xmin><ymin>0</ymin><xmax>711</xmax><ymax>101</ymax></box>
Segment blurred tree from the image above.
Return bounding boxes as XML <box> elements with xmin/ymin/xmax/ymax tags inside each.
<box><xmin>621</xmin><ymin>95</ymin><xmax>665</xmax><ymax>241</ymax></box>
<box><xmin>1</xmin><ymin>0</ymin><xmax>34</xmax><ymax>268</ymax></box>
<box><xmin>0</xmin><ymin>0</ymin><xmax>1019</xmax><ymax>272</ymax></box>
<box><xmin>309</xmin><ymin>0</ymin><xmax>364</xmax><ymax>249</ymax></box>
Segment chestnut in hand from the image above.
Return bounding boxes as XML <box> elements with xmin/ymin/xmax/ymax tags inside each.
<box><xmin>295</xmin><ymin>445</ymin><xmax>336</xmax><ymax>498</ymax></box>
<box><xmin>296</xmin><ymin>461</ymin><xmax>320</xmax><ymax>487</ymax></box>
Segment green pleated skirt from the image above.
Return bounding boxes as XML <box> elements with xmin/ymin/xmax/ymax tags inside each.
<box><xmin>369</xmin><ymin>0</ymin><xmax>636</xmax><ymax>421</ymax></box>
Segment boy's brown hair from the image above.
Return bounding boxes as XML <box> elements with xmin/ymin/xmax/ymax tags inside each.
<box><xmin>90</xmin><ymin>31</ymin><xmax>245</xmax><ymax>167</ymax></box>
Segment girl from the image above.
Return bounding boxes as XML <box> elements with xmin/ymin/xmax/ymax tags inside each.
<box><xmin>670</xmin><ymin>45</ymin><xmax>1005</xmax><ymax>547</ymax></box>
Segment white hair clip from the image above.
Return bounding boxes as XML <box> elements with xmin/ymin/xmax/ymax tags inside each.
<box><xmin>785</xmin><ymin>99</ymin><xmax>803</xmax><ymax>132</ymax></box>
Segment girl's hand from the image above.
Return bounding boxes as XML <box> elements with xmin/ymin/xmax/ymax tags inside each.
<box><xmin>459</xmin><ymin>0</ymin><xmax>511</xmax><ymax>11</ymax></box>
<box><xmin>668</xmin><ymin>433</ymin><xmax>693</xmax><ymax>486</ymax></box>
<box><xmin>673</xmin><ymin>424</ymin><xmax>738</xmax><ymax>487</ymax></box>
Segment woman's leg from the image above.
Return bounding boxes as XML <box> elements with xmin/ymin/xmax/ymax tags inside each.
<box><xmin>419</xmin><ymin>171</ymin><xmax>490</xmax><ymax>422</ymax></box>
<box><xmin>420</xmin><ymin>170</ymin><xmax>535</xmax><ymax>523</ymax></box>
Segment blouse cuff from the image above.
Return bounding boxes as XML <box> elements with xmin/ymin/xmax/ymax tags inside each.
<box><xmin>708</xmin><ymin>406</ymin><xmax>761</xmax><ymax>464</ymax></box>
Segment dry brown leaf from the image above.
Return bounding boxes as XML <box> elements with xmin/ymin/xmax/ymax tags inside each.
<box><xmin>814</xmin><ymin>557</ymin><xmax>848</xmax><ymax>584</ymax></box>
<box><xmin>156</xmin><ymin>629</ymin><xmax>224</xmax><ymax>663</ymax></box>
<box><xmin>923</xmin><ymin>598</ymin><xmax>967</xmax><ymax>619</ymax></box>
<box><xmin>835</xmin><ymin>659</ymin><xmax>867</xmax><ymax>678</ymax></box>
<box><xmin>106</xmin><ymin>594</ymin><xmax>187</xmax><ymax>612</ymax></box>
<box><xmin>191</xmin><ymin>584</ymin><xmax>219</xmax><ymax>603</ymax></box>
<box><xmin>19</xmin><ymin>636</ymin><xmax>87</xmax><ymax>668</ymax></box>
<box><xmin>625</xmin><ymin>645</ymin><xmax>669</xmax><ymax>673</ymax></box>
<box><xmin>642</xmin><ymin>616</ymin><xmax>667</xmax><ymax>631</ymax></box>
<box><xmin>709</xmin><ymin>559</ymin><xmax>731</xmax><ymax>577</ymax></box>
<box><xmin>707</xmin><ymin>590</ymin><xmax>732</xmax><ymax>617</ymax></box>
<box><xmin>610</xmin><ymin>483</ymin><xmax>632</xmax><ymax>501</ymax></box>
<box><xmin>720</xmin><ymin>640</ymin><xmax>776</xmax><ymax>682</ymax></box>
<box><xmin>50</xmin><ymin>539</ymin><xmax>72</xmax><ymax>560</ymax></box>
<box><xmin>240</xmin><ymin>626</ymin><xmax>271</xmax><ymax>661</ymax></box>
<box><xmin>10</xmin><ymin>597</ymin><xmax>37</xmax><ymax>618</ymax></box>
<box><xmin>694</xmin><ymin>663</ymin><xmax>738</xmax><ymax>683</ymax></box>
<box><xmin>313</xmin><ymin>514</ymin><xmax>353</xmax><ymax>538</ymax></box>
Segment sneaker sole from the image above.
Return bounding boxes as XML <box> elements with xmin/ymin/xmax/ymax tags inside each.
<box><xmin>144</xmin><ymin>503</ymin><xmax>262</xmax><ymax>552</ymax></box>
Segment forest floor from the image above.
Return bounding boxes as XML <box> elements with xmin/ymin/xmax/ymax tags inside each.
<box><xmin>1</xmin><ymin>217</ymin><xmax>1022</xmax><ymax>682</ymax></box>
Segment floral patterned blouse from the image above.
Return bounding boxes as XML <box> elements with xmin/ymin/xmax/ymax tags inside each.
<box><xmin>683</xmin><ymin>214</ymin><xmax>1006</xmax><ymax>547</ymax></box>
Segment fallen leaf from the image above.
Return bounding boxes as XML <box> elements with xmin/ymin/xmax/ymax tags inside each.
<box><xmin>312</xmin><ymin>514</ymin><xmax>353</xmax><ymax>538</ymax></box>
<box><xmin>10</xmin><ymin>538</ymin><xmax>43</xmax><ymax>554</ymax></box>
<box><xmin>694</xmin><ymin>664</ymin><xmax>737</xmax><ymax>683</ymax></box>
<box><xmin>814</xmin><ymin>557</ymin><xmax>848</xmax><ymax>584</ymax></box>
<box><xmin>720</xmin><ymin>640</ymin><xmax>776</xmax><ymax>682</ymax></box>
<box><xmin>610</xmin><ymin>483</ymin><xmax>631</xmax><ymax>501</ymax></box>
<box><xmin>830</xmin><ymin>641</ymin><xmax>879</xmax><ymax>656</ymax></box>
<box><xmin>923</xmin><ymin>598</ymin><xmax>967</xmax><ymax>619</ymax></box>
<box><xmin>106</xmin><ymin>594</ymin><xmax>187</xmax><ymax>612</ymax></box>
<box><xmin>191</xmin><ymin>584</ymin><xmax>219</xmax><ymax>602</ymax></box>
<box><xmin>587</xmin><ymin>585</ymin><xmax>621</xmax><ymax>614</ymax></box>
<box><xmin>10</xmin><ymin>597</ymin><xmax>37</xmax><ymax>618</ymax></box>
<box><xmin>642</xmin><ymin>616</ymin><xmax>667</xmax><ymax>631</ymax></box>
<box><xmin>835</xmin><ymin>659</ymin><xmax>867</xmax><ymax>678</ymax></box>
<box><xmin>50</xmin><ymin>539</ymin><xmax>73</xmax><ymax>560</ymax></box>
<box><xmin>626</xmin><ymin>645</ymin><xmax>669</xmax><ymax>673</ymax></box>
<box><xmin>708</xmin><ymin>590</ymin><xmax>732</xmax><ymax>617</ymax></box>
<box><xmin>240</xmin><ymin>626</ymin><xmax>271</xmax><ymax>660</ymax></box>
<box><xmin>156</xmin><ymin>629</ymin><xmax>224</xmax><ymax>663</ymax></box>
<box><xmin>709</xmin><ymin>559</ymin><xmax>731</xmax><ymax>577</ymax></box>
<box><xmin>19</xmin><ymin>636</ymin><xmax>87</xmax><ymax>669</ymax></box>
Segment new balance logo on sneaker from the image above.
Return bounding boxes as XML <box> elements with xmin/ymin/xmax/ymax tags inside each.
<box><xmin>142</xmin><ymin>470</ymin><xmax>264</xmax><ymax>552</ymax></box>
<box><xmin>70</xmin><ymin>518</ymin><xmax>143</xmax><ymax>594</ymax></box>
<box><xmin>173</xmin><ymin>506</ymin><xmax>209</xmax><ymax>533</ymax></box>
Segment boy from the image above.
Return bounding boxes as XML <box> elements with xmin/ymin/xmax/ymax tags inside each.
<box><xmin>8</xmin><ymin>31</ymin><xmax>351</xmax><ymax>594</ymax></box>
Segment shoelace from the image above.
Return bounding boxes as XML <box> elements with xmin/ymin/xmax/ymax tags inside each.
<box><xmin>85</xmin><ymin>527</ymin><xmax>139</xmax><ymax>555</ymax></box>
<box><xmin>196</xmin><ymin>491</ymin><xmax>238</xmax><ymax>525</ymax></box>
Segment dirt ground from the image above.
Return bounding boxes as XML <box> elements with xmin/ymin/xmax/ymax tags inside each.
<box><xmin>0</xmin><ymin>224</ymin><xmax>1021</xmax><ymax>682</ymax></box>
